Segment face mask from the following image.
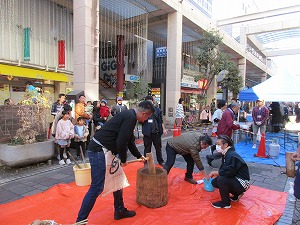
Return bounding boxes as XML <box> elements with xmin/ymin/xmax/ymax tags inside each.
<box><xmin>216</xmin><ymin>145</ymin><xmax>223</xmax><ymax>153</ymax></box>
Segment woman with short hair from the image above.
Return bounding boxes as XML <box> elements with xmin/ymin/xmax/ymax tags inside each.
<box><xmin>209</xmin><ymin>135</ymin><xmax>250</xmax><ymax>209</ymax></box>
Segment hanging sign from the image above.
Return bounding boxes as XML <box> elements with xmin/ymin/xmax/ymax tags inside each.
<box><xmin>24</xmin><ymin>28</ymin><xmax>30</xmax><ymax>61</ymax></box>
<box><xmin>125</xmin><ymin>74</ymin><xmax>140</xmax><ymax>82</ymax></box>
<box><xmin>156</xmin><ymin>47</ymin><xmax>167</xmax><ymax>58</ymax></box>
<box><xmin>58</xmin><ymin>40</ymin><xmax>65</xmax><ymax>68</ymax></box>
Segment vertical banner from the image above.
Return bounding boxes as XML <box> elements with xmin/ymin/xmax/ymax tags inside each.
<box><xmin>116</xmin><ymin>35</ymin><xmax>125</xmax><ymax>96</ymax></box>
<box><xmin>24</xmin><ymin>28</ymin><xmax>30</xmax><ymax>61</ymax></box>
<box><xmin>58</xmin><ymin>40</ymin><xmax>65</xmax><ymax>68</ymax></box>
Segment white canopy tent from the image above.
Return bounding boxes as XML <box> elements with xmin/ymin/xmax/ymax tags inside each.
<box><xmin>239</xmin><ymin>73</ymin><xmax>300</xmax><ymax>102</ymax></box>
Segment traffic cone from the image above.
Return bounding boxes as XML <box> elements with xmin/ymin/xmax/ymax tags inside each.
<box><xmin>254</xmin><ymin>133</ymin><xmax>268</xmax><ymax>158</ymax></box>
<box><xmin>177</xmin><ymin>126</ymin><xmax>181</xmax><ymax>136</ymax></box>
<box><xmin>173</xmin><ymin>124</ymin><xmax>179</xmax><ymax>137</ymax></box>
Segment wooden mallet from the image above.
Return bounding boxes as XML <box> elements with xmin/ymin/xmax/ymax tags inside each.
<box><xmin>127</xmin><ymin>157</ymin><xmax>149</xmax><ymax>164</ymax></box>
<box><xmin>146</xmin><ymin>152</ymin><xmax>156</xmax><ymax>175</ymax></box>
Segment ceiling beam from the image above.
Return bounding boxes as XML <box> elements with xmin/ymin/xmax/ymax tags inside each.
<box><xmin>247</xmin><ymin>35</ymin><xmax>267</xmax><ymax>56</ymax></box>
<box><xmin>217</xmin><ymin>5</ymin><xmax>300</xmax><ymax>26</ymax></box>
<box><xmin>265</xmin><ymin>48</ymin><xmax>300</xmax><ymax>57</ymax></box>
<box><xmin>246</xmin><ymin>19</ymin><xmax>300</xmax><ymax>35</ymax></box>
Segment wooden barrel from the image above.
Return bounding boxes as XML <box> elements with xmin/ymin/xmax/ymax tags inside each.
<box><xmin>136</xmin><ymin>167</ymin><xmax>168</xmax><ymax>208</ymax></box>
<box><xmin>286</xmin><ymin>151</ymin><xmax>295</xmax><ymax>177</ymax></box>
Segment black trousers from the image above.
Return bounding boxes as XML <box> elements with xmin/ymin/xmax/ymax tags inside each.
<box><xmin>163</xmin><ymin>143</ymin><xmax>195</xmax><ymax>179</ymax></box>
<box><xmin>212</xmin><ymin>176</ymin><xmax>245</xmax><ymax>205</ymax></box>
<box><xmin>143</xmin><ymin>133</ymin><xmax>164</xmax><ymax>164</ymax></box>
<box><xmin>60</xmin><ymin>146</ymin><xmax>70</xmax><ymax>159</ymax></box>
<box><xmin>76</xmin><ymin>141</ymin><xmax>86</xmax><ymax>157</ymax></box>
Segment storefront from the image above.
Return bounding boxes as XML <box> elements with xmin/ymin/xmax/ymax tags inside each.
<box><xmin>180</xmin><ymin>87</ymin><xmax>201</xmax><ymax>112</ymax></box>
<box><xmin>0</xmin><ymin>64</ymin><xmax>70</xmax><ymax>105</ymax></box>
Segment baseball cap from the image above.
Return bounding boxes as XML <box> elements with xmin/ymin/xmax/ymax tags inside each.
<box><xmin>117</xmin><ymin>97</ymin><xmax>123</xmax><ymax>101</ymax></box>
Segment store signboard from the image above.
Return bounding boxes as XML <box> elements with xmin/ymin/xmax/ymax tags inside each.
<box><xmin>125</xmin><ymin>74</ymin><xmax>140</xmax><ymax>82</ymax></box>
<box><xmin>181</xmin><ymin>82</ymin><xmax>198</xmax><ymax>89</ymax></box>
<box><xmin>156</xmin><ymin>47</ymin><xmax>167</xmax><ymax>58</ymax></box>
<box><xmin>151</xmin><ymin>87</ymin><xmax>161</xmax><ymax>105</ymax></box>
<box><xmin>99</xmin><ymin>57</ymin><xmax>128</xmax><ymax>87</ymax></box>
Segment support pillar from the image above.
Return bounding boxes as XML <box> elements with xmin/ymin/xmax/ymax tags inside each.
<box><xmin>166</xmin><ymin>12</ymin><xmax>182</xmax><ymax>124</ymax></box>
<box><xmin>116</xmin><ymin>35</ymin><xmax>125</xmax><ymax>98</ymax></box>
<box><xmin>239</xmin><ymin>27</ymin><xmax>247</xmax><ymax>87</ymax></box>
<box><xmin>73</xmin><ymin>0</ymin><xmax>99</xmax><ymax>101</ymax></box>
<box><xmin>238</xmin><ymin>58</ymin><xmax>247</xmax><ymax>87</ymax></box>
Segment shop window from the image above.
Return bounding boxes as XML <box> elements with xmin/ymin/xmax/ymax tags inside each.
<box><xmin>12</xmin><ymin>86</ymin><xmax>26</xmax><ymax>92</ymax></box>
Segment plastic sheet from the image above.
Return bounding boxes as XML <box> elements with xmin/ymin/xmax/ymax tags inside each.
<box><xmin>0</xmin><ymin>164</ymin><xmax>286</xmax><ymax>225</ymax></box>
<box><xmin>234</xmin><ymin>132</ymin><xmax>293</xmax><ymax>167</ymax></box>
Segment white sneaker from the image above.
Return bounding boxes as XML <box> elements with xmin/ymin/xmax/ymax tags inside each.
<box><xmin>63</xmin><ymin>153</ymin><xmax>67</xmax><ymax>158</ymax></box>
<box><xmin>252</xmin><ymin>144</ymin><xmax>257</xmax><ymax>149</ymax></box>
<box><xmin>59</xmin><ymin>159</ymin><xmax>66</xmax><ymax>165</ymax></box>
<box><xmin>66</xmin><ymin>159</ymin><xmax>71</xmax><ymax>165</ymax></box>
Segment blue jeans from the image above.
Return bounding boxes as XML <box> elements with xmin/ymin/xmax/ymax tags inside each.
<box><xmin>163</xmin><ymin>143</ymin><xmax>195</xmax><ymax>179</ymax></box>
<box><xmin>76</xmin><ymin>150</ymin><xmax>125</xmax><ymax>222</ymax></box>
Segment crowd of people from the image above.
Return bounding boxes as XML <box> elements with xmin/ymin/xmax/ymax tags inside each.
<box><xmin>49</xmin><ymin>94</ymin><xmax>130</xmax><ymax>165</ymax></box>
<box><xmin>45</xmin><ymin>93</ymin><xmax>251</xmax><ymax>222</ymax></box>
<box><xmin>4</xmin><ymin>91</ymin><xmax>300</xmax><ymax>222</ymax></box>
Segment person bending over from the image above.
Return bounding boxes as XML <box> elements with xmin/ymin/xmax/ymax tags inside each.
<box><xmin>163</xmin><ymin>132</ymin><xmax>212</xmax><ymax>184</ymax></box>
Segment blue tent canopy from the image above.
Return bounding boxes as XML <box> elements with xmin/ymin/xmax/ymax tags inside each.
<box><xmin>238</xmin><ymin>88</ymin><xmax>259</xmax><ymax>101</ymax></box>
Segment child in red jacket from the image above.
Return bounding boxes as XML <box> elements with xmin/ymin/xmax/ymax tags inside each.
<box><xmin>99</xmin><ymin>99</ymin><xmax>110</xmax><ymax>126</ymax></box>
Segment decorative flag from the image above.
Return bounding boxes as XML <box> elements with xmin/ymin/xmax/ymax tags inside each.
<box><xmin>58</xmin><ymin>40</ymin><xmax>65</xmax><ymax>68</ymax></box>
<box><xmin>24</xmin><ymin>28</ymin><xmax>30</xmax><ymax>61</ymax></box>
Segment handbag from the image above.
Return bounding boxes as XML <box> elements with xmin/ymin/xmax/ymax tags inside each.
<box><xmin>101</xmin><ymin>148</ymin><xmax>130</xmax><ymax>197</ymax></box>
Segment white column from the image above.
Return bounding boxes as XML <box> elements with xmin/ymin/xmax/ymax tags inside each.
<box><xmin>73</xmin><ymin>0</ymin><xmax>99</xmax><ymax>101</ymax></box>
<box><xmin>238</xmin><ymin>58</ymin><xmax>247</xmax><ymax>86</ymax></box>
<box><xmin>166</xmin><ymin>12</ymin><xmax>182</xmax><ymax>124</ymax></box>
<box><xmin>239</xmin><ymin>27</ymin><xmax>247</xmax><ymax>87</ymax></box>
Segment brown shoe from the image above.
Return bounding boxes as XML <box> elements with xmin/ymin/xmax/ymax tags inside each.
<box><xmin>184</xmin><ymin>177</ymin><xmax>197</xmax><ymax>184</ymax></box>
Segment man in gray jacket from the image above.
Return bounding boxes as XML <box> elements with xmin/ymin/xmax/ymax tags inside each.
<box><xmin>111</xmin><ymin>97</ymin><xmax>128</xmax><ymax>116</ymax></box>
<box><xmin>163</xmin><ymin>132</ymin><xmax>212</xmax><ymax>184</ymax></box>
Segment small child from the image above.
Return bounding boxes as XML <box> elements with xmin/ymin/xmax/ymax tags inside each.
<box><xmin>55</xmin><ymin>110</ymin><xmax>75</xmax><ymax>165</ymax></box>
<box><xmin>99</xmin><ymin>99</ymin><xmax>110</xmax><ymax>126</ymax></box>
<box><xmin>74</xmin><ymin>117</ymin><xmax>89</xmax><ymax>160</ymax></box>
<box><xmin>85</xmin><ymin>101</ymin><xmax>93</xmax><ymax>125</ymax></box>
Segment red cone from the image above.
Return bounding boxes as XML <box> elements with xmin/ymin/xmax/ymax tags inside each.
<box><xmin>254</xmin><ymin>133</ymin><xmax>268</xmax><ymax>158</ymax></box>
<box><xmin>177</xmin><ymin>126</ymin><xmax>181</xmax><ymax>136</ymax></box>
<box><xmin>173</xmin><ymin>124</ymin><xmax>179</xmax><ymax>137</ymax></box>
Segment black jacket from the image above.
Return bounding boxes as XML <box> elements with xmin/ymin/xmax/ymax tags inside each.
<box><xmin>90</xmin><ymin>109</ymin><xmax>142</xmax><ymax>163</ymax></box>
<box><xmin>142</xmin><ymin>107</ymin><xmax>163</xmax><ymax>137</ymax></box>
<box><xmin>93</xmin><ymin>107</ymin><xmax>106</xmax><ymax>124</ymax></box>
<box><xmin>219</xmin><ymin>148</ymin><xmax>250</xmax><ymax>181</ymax></box>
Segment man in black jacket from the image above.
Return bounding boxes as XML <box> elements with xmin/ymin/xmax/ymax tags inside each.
<box><xmin>76</xmin><ymin>100</ymin><xmax>154</xmax><ymax>223</ymax></box>
<box><xmin>142</xmin><ymin>96</ymin><xmax>167</xmax><ymax>166</ymax></box>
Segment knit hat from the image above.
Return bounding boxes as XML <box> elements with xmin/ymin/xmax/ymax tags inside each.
<box><xmin>101</xmin><ymin>99</ymin><xmax>107</xmax><ymax>105</ymax></box>
<box><xmin>117</xmin><ymin>97</ymin><xmax>123</xmax><ymax>101</ymax></box>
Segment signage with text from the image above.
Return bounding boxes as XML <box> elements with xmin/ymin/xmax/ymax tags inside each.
<box><xmin>125</xmin><ymin>74</ymin><xmax>140</xmax><ymax>82</ymax></box>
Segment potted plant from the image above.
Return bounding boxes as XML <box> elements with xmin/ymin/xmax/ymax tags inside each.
<box><xmin>0</xmin><ymin>88</ymin><xmax>55</xmax><ymax>167</ymax></box>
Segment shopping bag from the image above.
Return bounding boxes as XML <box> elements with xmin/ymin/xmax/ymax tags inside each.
<box><xmin>101</xmin><ymin>149</ymin><xmax>130</xmax><ymax>197</ymax></box>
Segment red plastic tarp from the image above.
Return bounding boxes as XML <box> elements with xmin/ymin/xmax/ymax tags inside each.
<box><xmin>0</xmin><ymin>164</ymin><xmax>287</xmax><ymax>225</ymax></box>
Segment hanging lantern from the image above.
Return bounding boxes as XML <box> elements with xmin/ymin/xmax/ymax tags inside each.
<box><xmin>198</xmin><ymin>79</ymin><xmax>209</xmax><ymax>90</ymax></box>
